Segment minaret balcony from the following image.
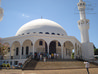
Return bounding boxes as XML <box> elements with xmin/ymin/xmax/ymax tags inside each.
<box><xmin>78</xmin><ymin>19</ymin><xmax>89</xmax><ymax>25</ymax></box>
<box><xmin>77</xmin><ymin>2</ymin><xmax>86</xmax><ymax>10</ymax></box>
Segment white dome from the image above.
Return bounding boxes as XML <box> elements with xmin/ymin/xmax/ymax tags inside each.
<box><xmin>16</xmin><ymin>19</ymin><xmax>67</xmax><ymax>36</ymax></box>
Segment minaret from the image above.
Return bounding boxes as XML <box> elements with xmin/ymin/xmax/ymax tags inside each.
<box><xmin>77</xmin><ymin>0</ymin><xmax>94</xmax><ymax>60</ymax></box>
<box><xmin>0</xmin><ymin>0</ymin><xmax>4</xmax><ymax>21</ymax></box>
<box><xmin>77</xmin><ymin>0</ymin><xmax>89</xmax><ymax>43</ymax></box>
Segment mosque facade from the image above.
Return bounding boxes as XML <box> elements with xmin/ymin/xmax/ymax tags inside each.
<box><xmin>0</xmin><ymin>0</ymin><xmax>94</xmax><ymax>66</ymax></box>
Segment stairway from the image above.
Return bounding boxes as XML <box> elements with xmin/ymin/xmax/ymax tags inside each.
<box><xmin>22</xmin><ymin>59</ymin><xmax>98</xmax><ymax>70</ymax></box>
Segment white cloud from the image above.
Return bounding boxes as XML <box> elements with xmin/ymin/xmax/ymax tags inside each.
<box><xmin>22</xmin><ymin>13</ymin><xmax>30</xmax><ymax>18</ymax></box>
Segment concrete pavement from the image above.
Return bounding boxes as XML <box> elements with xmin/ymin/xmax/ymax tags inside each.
<box><xmin>0</xmin><ymin>68</ymin><xmax>98</xmax><ymax>74</ymax></box>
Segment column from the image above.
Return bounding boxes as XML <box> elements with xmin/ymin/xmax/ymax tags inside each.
<box><xmin>20</xmin><ymin>45</ymin><xmax>22</xmax><ymax>59</ymax></box>
<box><xmin>33</xmin><ymin>46</ymin><xmax>34</xmax><ymax>58</ymax></box>
<box><xmin>74</xmin><ymin>44</ymin><xmax>76</xmax><ymax>59</ymax></box>
<box><xmin>61</xmin><ymin>45</ymin><xmax>63</xmax><ymax>59</ymax></box>
<box><xmin>47</xmin><ymin>45</ymin><xmax>49</xmax><ymax>54</ymax></box>
<box><xmin>9</xmin><ymin>45</ymin><xmax>11</xmax><ymax>59</ymax></box>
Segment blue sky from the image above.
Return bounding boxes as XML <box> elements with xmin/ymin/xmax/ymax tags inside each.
<box><xmin>0</xmin><ymin>0</ymin><xmax>98</xmax><ymax>48</ymax></box>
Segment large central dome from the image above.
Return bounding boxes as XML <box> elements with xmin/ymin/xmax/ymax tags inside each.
<box><xmin>16</xmin><ymin>19</ymin><xmax>67</xmax><ymax>36</ymax></box>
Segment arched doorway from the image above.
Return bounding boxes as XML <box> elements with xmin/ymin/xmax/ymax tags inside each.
<box><xmin>63</xmin><ymin>41</ymin><xmax>74</xmax><ymax>59</ymax></box>
<box><xmin>49</xmin><ymin>41</ymin><xmax>56</xmax><ymax>54</ymax></box>
<box><xmin>49</xmin><ymin>40</ymin><xmax>61</xmax><ymax>58</ymax></box>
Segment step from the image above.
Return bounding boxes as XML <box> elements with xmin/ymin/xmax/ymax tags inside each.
<box><xmin>23</xmin><ymin>60</ymin><xmax>98</xmax><ymax>70</ymax></box>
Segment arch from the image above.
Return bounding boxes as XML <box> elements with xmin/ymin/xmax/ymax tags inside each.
<box><xmin>49</xmin><ymin>40</ymin><xmax>61</xmax><ymax>59</ymax></box>
<box><xmin>63</xmin><ymin>41</ymin><xmax>74</xmax><ymax>59</ymax></box>
<box><xmin>11</xmin><ymin>41</ymin><xmax>21</xmax><ymax>59</ymax></box>
<box><xmin>22</xmin><ymin>39</ymin><xmax>33</xmax><ymax>58</ymax></box>
<box><xmin>34</xmin><ymin>39</ymin><xmax>48</xmax><ymax>54</ymax></box>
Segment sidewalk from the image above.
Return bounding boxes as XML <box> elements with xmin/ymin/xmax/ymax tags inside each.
<box><xmin>0</xmin><ymin>68</ymin><xmax>98</xmax><ymax>74</ymax></box>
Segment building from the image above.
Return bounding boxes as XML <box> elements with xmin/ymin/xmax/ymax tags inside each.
<box><xmin>0</xmin><ymin>0</ymin><xmax>94</xmax><ymax>66</ymax></box>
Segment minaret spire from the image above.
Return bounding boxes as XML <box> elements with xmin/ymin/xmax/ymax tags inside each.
<box><xmin>77</xmin><ymin>0</ymin><xmax>89</xmax><ymax>43</ymax></box>
<box><xmin>79</xmin><ymin>0</ymin><xmax>83</xmax><ymax>2</ymax></box>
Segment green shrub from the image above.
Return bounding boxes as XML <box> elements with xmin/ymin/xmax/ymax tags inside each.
<box><xmin>7</xmin><ymin>63</ymin><xmax>10</xmax><ymax>67</ymax></box>
<box><xmin>2</xmin><ymin>63</ymin><xmax>7</xmax><ymax>67</ymax></box>
<box><xmin>71</xmin><ymin>53</ymin><xmax>74</xmax><ymax>59</ymax></box>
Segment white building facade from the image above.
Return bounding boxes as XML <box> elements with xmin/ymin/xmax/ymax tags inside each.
<box><xmin>0</xmin><ymin>0</ymin><xmax>94</xmax><ymax>66</ymax></box>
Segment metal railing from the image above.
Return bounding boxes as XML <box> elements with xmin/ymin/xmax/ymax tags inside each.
<box><xmin>22</xmin><ymin>55</ymin><xmax>33</xmax><ymax>69</ymax></box>
<box><xmin>0</xmin><ymin>55</ymin><xmax>29</xmax><ymax>60</ymax></box>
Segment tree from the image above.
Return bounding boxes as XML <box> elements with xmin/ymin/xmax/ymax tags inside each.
<box><xmin>0</xmin><ymin>42</ymin><xmax>9</xmax><ymax>56</ymax></box>
<box><xmin>94</xmin><ymin>48</ymin><xmax>98</xmax><ymax>55</ymax></box>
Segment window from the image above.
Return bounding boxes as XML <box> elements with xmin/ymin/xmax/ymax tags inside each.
<box><xmin>39</xmin><ymin>32</ymin><xmax>43</xmax><ymax>34</ymax></box>
<box><xmin>39</xmin><ymin>41</ymin><xmax>43</xmax><ymax>45</ymax></box>
<box><xmin>7</xmin><ymin>61</ymin><xmax>9</xmax><ymax>63</ymax></box>
<box><xmin>45</xmin><ymin>32</ymin><xmax>49</xmax><ymax>34</ymax></box>
<box><xmin>10</xmin><ymin>61</ymin><xmax>12</xmax><ymax>65</ymax></box>
<box><xmin>33</xmin><ymin>32</ymin><xmax>36</xmax><ymax>34</ymax></box>
<box><xmin>14</xmin><ymin>61</ymin><xmax>18</xmax><ymax>65</ymax></box>
<box><xmin>51</xmin><ymin>33</ymin><xmax>55</xmax><ymax>35</ymax></box>
<box><xmin>58</xmin><ymin>42</ymin><xmax>61</xmax><ymax>46</ymax></box>
<box><xmin>66</xmin><ymin>49</ymin><xmax>67</xmax><ymax>56</ymax></box>
<box><xmin>27</xmin><ymin>32</ymin><xmax>30</xmax><ymax>34</ymax></box>
<box><xmin>31</xmin><ymin>42</ymin><xmax>33</xmax><ymax>46</ymax></box>
<box><xmin>57</xmin><ymin>33</ymin><xmax>60</xmax><ymax>35</ymax></box>
<box><xmin>8</xmin><ymin>47</ymin><xmax>10</xmax><ymax>52</ymax></box>
<box><xmin>80</xmin><ymin>3</ymin><xmax>82</xmax><ymax>5</ymax></box>
<box><xmin>26</xmin><ymin>46</ymin><xmax>29</xmax><ymax>55</ymax></box>
<box><xmin>16</xmin><ymin>47</ymin><xmax>19</xmax><ymax>56</ymax></box>
<box><xmin>64</xmin><ymin>43</ymin><xmax>65</xmax><ymax>47</ymax></box>
<box><xmin>22</xmin><ymin>47</ymin><xmax>24</xmax><ymax>55</ymax></box>
<box><xmin>62</xmin><ymin>34</ymin><xmax>64</xmax><ymax>36</ymax></box>
<box><xmin>22</xmin><ymin>33</ymin><xmax>24</xmax><ymax>35</ymax></box>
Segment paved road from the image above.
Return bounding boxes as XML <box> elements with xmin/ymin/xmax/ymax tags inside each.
<box><xmin>0</xmin><ymin>68</ymin><xmax>98</xmax><ymax>74</ymax></box>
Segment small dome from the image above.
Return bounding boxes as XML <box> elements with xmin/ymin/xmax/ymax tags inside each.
<box><xmin>16</xmin><ymin>19</ymin><xmax>67</xmax><ymax>36</ymax></box>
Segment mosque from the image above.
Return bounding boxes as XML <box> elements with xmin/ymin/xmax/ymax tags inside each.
<box><xmin>0</xmin><ymin>0</ymin><xmax>94</xmax><ymax>66</ymax></box>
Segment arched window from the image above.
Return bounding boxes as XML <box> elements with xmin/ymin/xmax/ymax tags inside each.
<box><xmin>22</xmin><ymin>33</ymin><xmax>24</xmax><ymax>35</ymax></box>
<box><xmin>8</xmin><ymin>47</ymin><xmax>10</xmax><ymax>52</ymax></box>
<box><xmin>31</xmin><ymin>42</ymin><xmax>33</xmax><ymax>46</ymax></box>
<box><xmin>39</xmin><ymin>32</ymin><xmax>43</xmax><ymax>34</ymax></box>
<box><xmin>62</xmin><ymin>34</ymin><xmax>64</xmax><ymax>36</ymax></box>
<box><xmin>27</xmin><ymin>32</ymin><xmax>30</xmax><ymax>34</ymax></box>
<box><xmin>57</xmin><ymin>33</ymin><xmax>60</xmax><ymax>35</ymax></box>
<box><xmin>16</xmin><ymin>47</ymin><xmax>19</xmax><ymax>56</ymax></box>
<box><xmin>26</xmin><ymin>46</ymin><xmax>29</xmax><ymax>55</ymax></box>
<box><xmin>80</xmin><ymin>3</ymin><xmax>82</xmax><ymax>5</ymax></box>
<box><xmin>33</xmin><ymin>32</ymin><xmax>36</xmax><ymax>34</ymax></box>
<box><xmin>39</xmin><ymin>41</ymin><xmax>43</xmax><ymax>45</ymax></box>
<box><xmin>58</xmin><ymin>42</ymin><xmax>61</xmax><ymax>46</ymax></box>
<box><xmin>45</xmin><ymin>32</ymin><xmax>49</xmax><ymax>34</ymax></box>
<box><xmin>51</xmin><ymin>33</ymin><xmax>55</xmax><ymax>35</ymax></box>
